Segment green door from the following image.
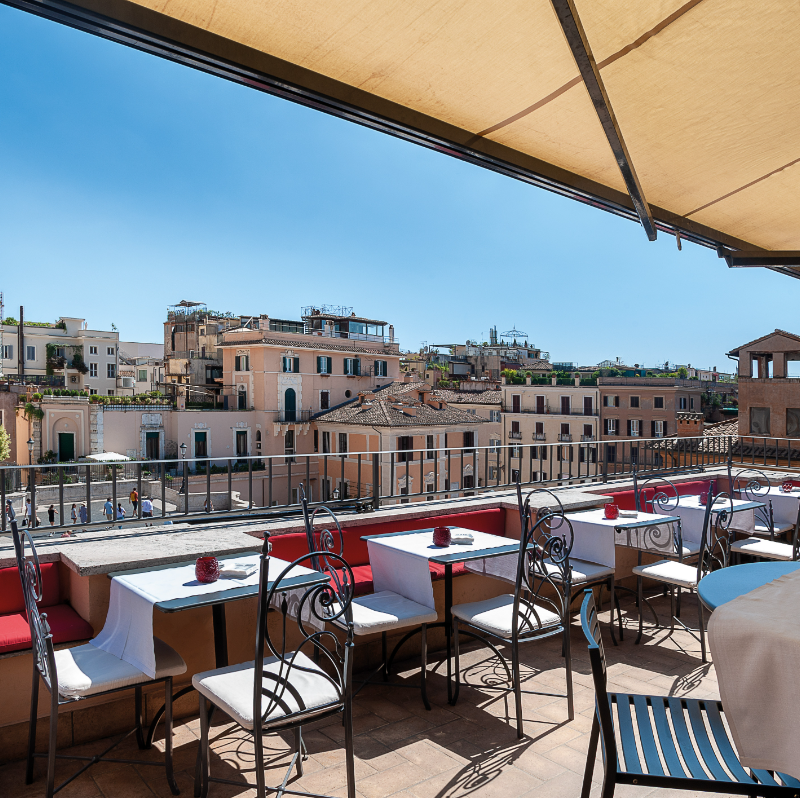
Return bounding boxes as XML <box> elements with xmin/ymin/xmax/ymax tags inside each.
<box><xmin>146</xmin><ymin>432</ymin><xmax>160</xmax><ymax>460</ymax></box>
<box><xmin>58</xmin><ymin>432</ymin><xmax>75</xmax><ymax>461</ymax></box>
<box><xmin>284</xmin><ymin>388</ymin><xmax>296</xmax><ymax>422</ymax></box>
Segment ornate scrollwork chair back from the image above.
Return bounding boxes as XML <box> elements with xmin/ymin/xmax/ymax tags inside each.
<box><xmin>728</xmin><ymin>466</ymin><xmax>774</xmax><ymax>537</ymax></box>
<box><xmin>700</xmin><ymin>489</ymin><xmax>734</xmax><ymax>576</ymax></box>
<box><xmin>633</xmin><ymin>475</ymin><xmax>680</xmax><ymax>515</ymax></box>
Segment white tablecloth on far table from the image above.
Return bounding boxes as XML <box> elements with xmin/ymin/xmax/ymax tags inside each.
<box><xmin>760</xmin><ymin>487</ymin><xmax>800</xmax><ymax>528</ymax></box>
<box><xmin>655</xmin><ymin>496</ymin><xmax>756</xmax><ymax>545</ymax></box>
<box><xmin>92</xmin><ymin>554</ymin><xmax>315</xmax><ymax>678</ymax></box>
<box><xmin>366</xmin><ymin>528</ymin><xmax>514</xmax><ymax>610</ymax></box>
<box><xmin>708</xmin><ymin>569</ymin><xmax>800</xmax><ymax>779</ymax></box>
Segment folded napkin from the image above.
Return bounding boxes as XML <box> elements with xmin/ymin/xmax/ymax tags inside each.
<box><xmin>450</xmin><ymin>531</ymin><xmax>474</xmax><ymax>545</ymax></box>
<box><xmin>219</xmin><ymin>560</ymin><xmax>258</xmax><ymax>579</ymax></box>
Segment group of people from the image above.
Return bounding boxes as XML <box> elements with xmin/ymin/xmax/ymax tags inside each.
<box><xmin>101</xmin><ymin>489</ymin><xmax>154</xmax><ymax>524</ymax></box>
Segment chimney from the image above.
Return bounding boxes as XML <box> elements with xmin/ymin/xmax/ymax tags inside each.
<box><xmin>677</xmin><ymin>411</ymin><xmax>703</xmax><ymax>438</ymax></box>
<box><xmin>525</xmin><ymin>375</ymin><xmax>531</xmax><ymax>385</ymax></box>
<box><xmin>258</xmin><ymin>315</ymin><xmax>270</xmax><ymax>332</ymax></box>
<box><xmin>403</xmin><ymin>371</ymin><xmax>415</xmax><ymax>383</ymax></box>
<box><xmin>389</xmin><ymin>325</ymin><xmax>395</xmax><ymax>343</ymax></box>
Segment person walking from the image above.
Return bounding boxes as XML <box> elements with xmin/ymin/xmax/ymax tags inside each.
<box><xmin>47</xmin><ymin>505</ymin><xmax>58</xmax><ymax>534</ymax></box>
<box><xmin>130</xmin><ymin>488</ymin><xmax>139</xmax><ymax>516</ymax></box>
<box><xmin>116</xmin><ymin>503</ymin><xmax>126</xmax><ymax>521</ymax></box>
<box><xmin>104</xmin><ymin>498</ymin><xmax>114</xmax><ymax>522</ymax></box>
<box><xmin>22</xmin><ymin>498</ymin><xmax>30</xmax><ymax>527</ymax></box>
<box><xmin>141</xmin><ymin>496</ymin><xmax>153</xmax><ymax>520</ymax></box>
<box><xmin>5</xmin><ymin>500</ymin><xmax>18</xmax><ymax>535</ymax></box>
<box><xmin>70</xmin><ymin>503</ymin><xmax>78</xmax><ymax>524</ymax></box>
<box><xmin>79</xmin><ymin>503</ymin><xmax>88</xmax><ymax>524</ymax></box>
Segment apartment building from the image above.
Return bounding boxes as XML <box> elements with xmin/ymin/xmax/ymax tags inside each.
<box><xmin>314</xmin><ymin>382</ymin><xmax>487</xmax><ymax>501</ymax></box>
<box><xmin>728</xmin><ymin>329</ymin><xmax>800</xmax><ymax>437</ymax></box>
<box><xmin>0</xmin><ymin>314</ymin><xmax>119</xmax><ymax>395</ymax></box>
<box><xmin>598</xmin><ymin>377</ymin><xmax>704</xmax><ymax>442</ymax></box>
<box><xmin>501</xmin><ymin>378</ymin><xmax>600</xmax><ymax>482</ymax></box>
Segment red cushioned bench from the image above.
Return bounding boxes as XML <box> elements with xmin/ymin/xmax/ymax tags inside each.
<box><xmin>602</xmin><ymin>478</ymin><xmax>718</xmax><ymax>512</ymax></box>
<box><xmin>269</xmin><ymin>508</ymin><xmax>507</xmax><ymax>596</ymax></box>
<box><xmin>0</xmin><ymin>563</ymin><xmax>94</xmax><ymax>655</ymax></box>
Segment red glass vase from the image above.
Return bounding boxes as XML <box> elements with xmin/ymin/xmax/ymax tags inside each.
<box><xmin>433</xmin><ymin>526</ymin><xmax>451</xmax><ymax>547</ymax></box>
<box><xmin>783</xmin><ymin>481</ymin><xmax>794</xmax><ymax>493</ymax></box>
<box><xmin>604</xmin><ymin>503</ymin><xmax>619</xmax><ymax>520</ymax></box>
<box><xmin>195</xmin><ymin>556</ymin><xmax>220</xmax><ymax>583</ymax></box>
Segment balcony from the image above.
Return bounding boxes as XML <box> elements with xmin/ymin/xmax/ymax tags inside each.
<box><xmin>504</xmin><ymin>405</ymin><xmax>597</xmax><ymax>417</ymax></box>
<box><xmin>558</xmin><ymin>433</ymin><xmax>573</xmax><ymax>442</ymax></box>
<box><xmin>273</xmin><ymin>409</ymin><xmax>312</xmax><ymax>423</ymax></box>
<box><xmin>508</xmin><ymin>431</ymin><xmax>522</xmax><ymax>439</ymax></box>
<box><xmin>533</xmin><ymin>432</ymin><xmax>546</xmax><ymax>441</ymax></box>
<box><xmin>581</xmin><ymin>434</ymin><xmax>596</xmax><ymax>441</ymax></box>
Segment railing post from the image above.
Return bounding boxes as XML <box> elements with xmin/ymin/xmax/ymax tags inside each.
<box><xmin>160</xmin><ymin>461</ymin><xmax>166</xmax><ymax>519</ymax></box>
<box><xmin>58</xmin><ymin>466</ymin><xmax>64</xmax><ymax>529</ymax></box>
<box><xmin>372</xmin><ymin>453</ymin><xmax>380</xmax><ymax>508</ymax></box>
<box><xmin>602</xmin><ymin>443</ymin><xmax>608</xmax><ymax>483</ymax></box>
<box><xmin>268</xmin><ymin>457</ymin><xmax>273</xmax><ymax>507</ymax></box>
<box><xmin>112</xmin><ymin>463</ymin><xmax>117</xmax><ymax>524</ymax></box>
<box><xmin>248</xmin><ymin>457</ymin><xmax>253</xmax><ymax>510</ymax></box>
<box><xmin>206</xmin><ymin>459</ymin><xmax>211</xmax><ymax>513</ymax></box>
<box><xmin>137</xmin><ymin>463</ymin><xmax>142</xmax><ymax>522</ymax></box>
<box><xmin>1</xmin><ymin>469</ymin><xmax>6</xmax><ymax>532</ymax></box>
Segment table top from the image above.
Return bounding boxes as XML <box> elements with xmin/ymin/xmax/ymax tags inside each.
<box><xmin>565</xmin><ymin>507</ymin><xmax>680</xmax><ymax>530</ymax></box>
<box><xmin>670</xmin><ymin>496</ymin><xmax>764</xmax><ymax>514</ymax></box>
<box><xmin>698</xmin><ymin>561</ymin><xmax>800</xmax><ymax>611</ymax></box>
<box><xmin>362</xmin><ymin>527</ymin><xmax>520</xmax><ymax>565</ymax></box>
<box><xmin>109</xmin><ymin>553</ymin><xmax>329</xmax><ymax>613</ymax></box>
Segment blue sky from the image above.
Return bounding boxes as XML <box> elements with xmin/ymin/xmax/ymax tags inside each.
<box><xmin>0</xmin><ymin>5</ymin><xmax>790</xmax><ymax>371</ymax></box>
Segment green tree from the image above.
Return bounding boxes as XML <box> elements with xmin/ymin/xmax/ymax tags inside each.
<box><xmin>0</xmin><ymin>425</ymin><xmax>10</xmax><ymax>461</ymax></box>
<box><xmin>677</xmin><ymin>367</ymin><xmax>688</xmax><ymax>378</ymax></box>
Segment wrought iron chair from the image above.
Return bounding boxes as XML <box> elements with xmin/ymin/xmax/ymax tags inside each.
<box><xmin>731</xmin><ymin>503</ymin><xmax>800</xmax><ymax>562</ymax></box>
<box><xmin>450</xmin><ymin>485</ymin><xmax>575</xmax><ymax>738</ymax></box>
<box><xmin>631</xmin><ymin>472</ymin><xmax>697</xmax><ymax>559</ymax></box>
<box><xmin>579</xmin><ymin>589</ymin><xmax>800</xmax><ymax>798</ymax></box>
<box><xmin>632</xmin><ymin>489</ymin><xmax>734</xmax><ymax>662</ymax></box>
<box><xmin>728</xmin><ymin>465</ymin><xmax>793</xmax><ymax>539</ymax></box>
<box><xmin>193</xmin><ymin>535</ymin><xmax>356</xmax><ymax>798</ymax></box>
<box><xmin>299</xmin><ymin>485</ymin><xmax>438</xmax><ymax>710</ymax></box>
<box><xmin>12</xmin><ymin>525</ymin><xmax>186</xmax><ymax>798</ymax></box>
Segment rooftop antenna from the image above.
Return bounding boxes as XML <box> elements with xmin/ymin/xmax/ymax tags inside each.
<box><xmin>500</xmin><ymin>326</ymin><xmax>529</xmax><ymax>339</ymax></box>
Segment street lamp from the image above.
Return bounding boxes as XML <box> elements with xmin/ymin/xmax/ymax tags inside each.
<box><xmin>179</xmin><ymin>442</ymin><xmax>187</xmax><ymax>495</ymax></box>
<box><xmin>27</xmin><ymin>438</ymin><xmax>35</xmax><ymax>519</ymax></box>
<box><xmin>27</xmin><ymin>438</ymin><xmax>34</xmax><ymax>465</ymax></box>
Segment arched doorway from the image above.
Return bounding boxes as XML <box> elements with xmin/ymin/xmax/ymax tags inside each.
<box><xmin>284</xmin><ymin>388</ymin><xmax>296</xmax><ymax>422</ymax></box>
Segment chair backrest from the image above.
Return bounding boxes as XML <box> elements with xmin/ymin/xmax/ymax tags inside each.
<box><xmin>580</xmin><ymin>590</ymin><xmax>618</xmax><ymax>772</ymax></box>
<box><xmin>11</xmin><ymin>525</ymin><xmax>58</xmax><ymax>695</ymax></box>
<box><xmin>515</xmin><ymin>479</ymin><xmax>574</xmax><ymax>634</ymax></box>
<box><xmin>790</xmin><ymin>504</ymin><xmax>800</xmax><ymax>562</ymax></box>
<box><xmin>697</xmin><ymin>488</ymin><xmax>734</xmax><ymax>579</ymax></box>
<box><xmin>632</xmin><ymin>470</ymin><xmax>680</xmax><ymax>515</ymax></box>
<box><xmin>299</xmin><ymin>483</ymin><xmax>346</xmax><ymax>572</ymax></box>
<box><xmin>728</xmin><ymin>464</ymin><xmax>773</xmax><ymax>536</ymax></box>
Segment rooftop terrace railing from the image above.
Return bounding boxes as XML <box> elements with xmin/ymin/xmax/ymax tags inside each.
<box><xmin>1</xmin><ymin>434</ymin><xmax>795</xmax><ymax>537</ymax></box>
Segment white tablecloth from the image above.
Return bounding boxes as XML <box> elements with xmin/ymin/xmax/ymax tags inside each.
<box><xmin>762</xmin><ymin>487</ymin><xmax>800</xmax><ymax>528</ymax></box>
<box><xmin>656</xmin><ymin>496</ymin><xmax>755</xmax><ymax>545</ymax></box>
<box><xmin>92</xmin><ymin>554</ymin><xmax>314</xmax><ymax>678</ymax></box>
<box><xmin>367</xmin><ymin>528</ymin><xmax>513</xmax><ymax>610</ymax></box>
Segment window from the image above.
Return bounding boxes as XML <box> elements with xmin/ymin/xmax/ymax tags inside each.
<box><xmin>652</xmin><ymin>420</ymin><xmax>665</xmax><ymax>438</ymax></box>
<box><xmin>489</xmin><ymin>466</ymin><xmax>499</xmax><ymax>480</ymax></box>
<box><xmin>107</xmin><ymin>389</ymin><xmax>115</xmax><ymax>396</ymax></box>
<box><xmin>89</xmin><ymin>389</ymin><xmax>97</xmax><ymax>395</ymax></box>
<box><xmin>606</xmin><ymin>418</ymin><xmax>618</xmax><ymax>435</ymax></box>
<box><xmin>313</xmin><ymin>429</ymin><xmax>318</xmax><ymax>453</ymax></box>
<box><xmin>679</xmin><ymin>397</ymin><xmax>688</xmax><ymax>410</ymax></box>
<box><xmin>138</xmin><ymin>369</ymin><xmax>148</xmax><ymax>382</ymax></box>
<box><xmin>535</xmin><ymin>421</ymin><xmax>544</xmax><ymax>438</ymax></box>
<box><xmin>89</xmin><ymin>346</ymin><xmax>97</xmax><ymax>355</ymax></box>
<box><xmin>630</xmin><ymin>396</ymin><xmax>640</xmax><ymax>408</ymax></box>
<box><xmin>281</xmin><ymin>356</ymin><xmax>299</xmax><ymax>373</ymax></box>
<box><xmin>628</xmin><ymin>419</ymin><xmax>640</xmax><ymax>437</ymax></box>
<box><xmin>316</xmin><ymin>356</ymin><xmax>333</xmax><ymax>374</ymax></box>
<box><xmin>511</xmin><ymin>469</ymin><xmax>520</xmax><ymax>483</ymax></box>
<box><xmin>256</xmin><ymin>430</ymin><xmax>262</xmax><ymax>450</ymax></box>
<box><xmin>690</xmin><ymin>397</ymin><xmax>695</xmax><ymax>409</ymax></box>
<box><xmin>631</xmin><ymin>446</ymin><xmax>639</xmax><ymax>464</ymax></box>
<box><xmin>344</xmin><ymin>357</ymin><xmax>361</xmax><ymax>376</ymax></box>
<box><xmin>489</xmin><ymin>409</ymin><xmax>501</xmax><ymax>422</ymax></box>
<box><xmin>511</xmin><ymin>420</ymin><xmax>520</xmax><ymax>437</ymax></box>
<box><xmin>322</xmin><ymin>431</ymin><xmax>331</xmax><ymax>454</ymax></box>
<box><xmin>426</xmin><ymin>435</ymin><xmax>435</xmax><ymax>459</ymax></box>
<box><xmin>107</xmin><ymin>363</ymin><xmax>115</xmax><ymax>378</ymax></box>
<box><xmin>194</xmin><ymin>431</ymin><xmax>207</xmax><ymax>457</ymax></box>
<box><xmin>603</xmin><ymin>395</ymin><xmax>620</xmax><ymax>407</ymax></box>
<box><xmin>489</xmin><ymin>438</ymin><xmax>501</xmax><ymax>453</ymax></box>
<box><xmin>463</xmin><ymin>431</ymin><xmax>475</xmax><ymax>451</ymax></box>
<box><xmin>397</xmin><ymin>435</ymin><xmax>413</xmax><ymax>462</ymax></box>
<box><xmin>606</xmin><ymin>445</ymin><xmax>616</xmax><ymax>463</ymax></box>
<box><xmin>26</xmin><ymin>345</ymin><xmax>35</xmax><ymax>361</ymax></box>
<box><xmin>235</xmin><ymin>354</ymin><xmax>250</xmax><ymax>371</ymax></box>
<box><xmin>750</xmin><ymin>407</ymin><xmax>771</xmax><ymax>435</ymax></box>
<box><xmin>787</xmin><ymin>409</ymin><xmax>800</xmax><ymax>438</ymax></box>
<box><xmin>320</xmin><ymin>390</ymin><xmax>330</xmax><ymax>410</ymax></box>
<box><xmin>560</xmin><ymin>396</ymin><xmax>571</xmax><ymax>415</ymax></box>
<box><xmin>654</xmin><ymin>396</ymin><xmax>664</xmax><ymax>409</ymax></box>
<box><xmin>107</xmin><ymin>346</ymin><xmax>115</xmax><ymax>356</ymax></box>
<box><xmin>1</xmin><ymin>344</ymin><xmax>11</xmax><ymax>360</ymax></box>
<box><xmin>512</xmin><ymin>395</ymin><xmax>521</xmax><ymax>413</ymax></box>
<box><xmin>89</xmin><ymin>363</ymin><xmax>98</xmax><ymax>377</ymax></box>
<box><xmin>374</xmin><ymin>360</ymin><xmax>388</xmax><ymax>377</ymax></box>
<box><xmin>510</xmin><ymin>445</ymin><xmax>521</xmax><ymax>458</ymax></box>
<box><xmin>583</xmin><ymin>424</ymin><xmax>593</xmax><ymax>439</ymax></box>
<box><xmin>285</xmin><ymin>429</ymin><xmax>295</xmax><ymax>460</ymax></box>
<box><xmin>338</xmin><ymin>433</ymin><xmax>348</xmax><ymax>454</ymax></box>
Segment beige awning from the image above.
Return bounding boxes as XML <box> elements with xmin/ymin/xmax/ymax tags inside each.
<box><xmin>16</xmin><ymin>0</ymin><xmax>800</xmax><ymax>269</ymax></box>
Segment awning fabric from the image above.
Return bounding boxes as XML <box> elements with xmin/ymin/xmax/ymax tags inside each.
<box><xmin>10</xmin><ymin>0</ymin><xmax>800</xmax><ymax>258</ymax></box>
<box><xmin>83</xmin><ymin>452</ymin><xmax>131</xmax><ymax>462</ymax></box>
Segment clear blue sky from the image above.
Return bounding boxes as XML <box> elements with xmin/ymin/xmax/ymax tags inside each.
<box><xmin>0</xmin><ymin>5</ymin><xmax>790</xmax><ymax>371</ymax></box>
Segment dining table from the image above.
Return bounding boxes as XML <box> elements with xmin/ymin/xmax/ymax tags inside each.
<box><xmin>697</xmin><ymin>560</ymin><xmax>800</xmax><ymax>611</ymax></box>
<box><xmin>654</xmin><ymin>495</ymin><xmax>763</xmax><ymax>547</ymax></box>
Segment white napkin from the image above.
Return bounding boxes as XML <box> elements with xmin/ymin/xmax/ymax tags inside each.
<box><xmin>450</xmin><ymin>531</ymin><xmax>474</xmax><ymax>545</ymax></box>
<box><xmin>219</xmin><ymin>560</ymin><xmax>258</xmax><ymax>579</ymax></box>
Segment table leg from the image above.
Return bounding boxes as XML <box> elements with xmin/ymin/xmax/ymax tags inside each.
<box><xmin>212</xmin><ymin>604</ymin><xmax>228</xmax><ymax>668</ymax></box>
<box><xmin>445</xmin><ymin>563</ymin><xmax>453</xmax><ymax>704</ymax></box>
<box><xmin>609</xmin><ymin>577</ymin><xmax>618</xmax><ymax>646</ymax></box>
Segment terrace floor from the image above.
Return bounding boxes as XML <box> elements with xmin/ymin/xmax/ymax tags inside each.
<box><xmin>0</xmin><ymin>592</ymin><xmax>724</xmax><ymax>798</ymax></box>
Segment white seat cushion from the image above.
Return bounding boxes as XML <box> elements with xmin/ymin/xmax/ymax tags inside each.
<box><xmin>677</xmin><ymin>540</ymin><xmax>702</xmax><ymax>558</ymax></box>
<box><xmin>542</xmin><ymin>558</ymin><xmax>614</xmax><ymax>585</ymax></box>
<box><xmin>192</xmin><ymin>651</ymin><xmax>340</xmax><ymax>730</ymax></box>
<box><xmin>632</xmin><ymin>559</ymin><xmax>699</xmax><ymax>589</ymax></box>
<box><xmin>452</xmin><ymin>594</ymin><xmax>560</xmax><ymax>638</ymax></box>
<box><xmin>747</xmin><ymin>522</ymin><xmax>795</xmax><ymax>538</ymax></box>
<box><xmin>330</xmin><ymin>591</ymin><xmax>437</xmax><ymax>635</ymax></box>
<box><xmin>57</xmin><ymin>637</ymin><xmax>186</xmax><ymax>699</ymax></box>
<box><xmin>731</xmin><ymin>537</ymin><xmax>796</xmax><ymax>561</ymax></box>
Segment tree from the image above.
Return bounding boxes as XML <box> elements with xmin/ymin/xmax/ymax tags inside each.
<box><xmin>0</xmin><ymin>425</ymin><xmax>9</xmax><ymax>462</ymax></box>
<box><xmin>677</xmin><ymin>367</ymin><xmax>688</xmax><ymax>378</ymax></box>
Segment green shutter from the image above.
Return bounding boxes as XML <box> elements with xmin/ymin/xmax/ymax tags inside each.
<box><xmin>316</xmin><ymin>356</ymin><xmax>322</xmax><ymax>373</ymax></box>
<box><xmin>355</xmin><ymin>358</ymin><xmax>361</xmax><ymax>376</ymax></box>
<box><xmin>282</xmin><ymin>357</ymin><xmax>288</xmax><ymax>373</ymax></box>
<box><xmin>327</xmin><ymin>357</ymin><xmax>333</xmax><ymax>374</ymax></box>
<box><xmin>293</xmin><ymin>357</ymin><xmax>300</xmax><ymax>373</ymax></box>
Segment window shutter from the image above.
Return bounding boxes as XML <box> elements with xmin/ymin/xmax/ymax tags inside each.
<box><xmin>615</xmin><ymin>396</ymin><xmax>620</xmax><ymax>407</ymax></box>
<box><xmin>627</xmin><ymin>419</ymin><xmax>632</xmax><ymax>437</ymax></box>
<box><xmin>355</xmin><ymin>359</ymin><xmax>361</xmax><ymax>376</ymax></box>
<box><xmin>651</xmin><ymin>420</ymin><xmax>656</xmax><ymax>438</ymax></box>
<box><xmin>293</xmin><ymin>357</ymin><xmax>300</xmax><ymax>373</ymax></box>
<box><xmin>281</xmin><ymin>357</ymin><xmax>287</xmax><ymax>373</ymax></box>
<box><xmin>374</xmin><ymin>360</ymin><xmax>379</xmax><ymax>376</ymax></box>
<box><xmin>316</xmin><ymin>356</ymin><xmax>322</xmax><ymax>373</ymax></box>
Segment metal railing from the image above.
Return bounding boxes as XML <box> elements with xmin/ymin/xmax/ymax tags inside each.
<box><xmin>273</xmin><ymin>410</ymin><xmax>313</xmax><ymax>423</ymax></box>
<box><xmin>508</xmin><ymin>431</ymin><xmax>522</xmax><ymax>439</ymax></box>
<box><xmin>558</xmin><ymin>434</ymin><xmax>573</xmax><ymax>442</ymax></box>
<box><xmin>2</xmin><ymin>433</ymin><xmax>797</xmax><ymax>537</ymax></box>
<box><xmin>504</xmin><ymin>406</ymin><xmax>597</xmax><ymax>417</ymax></box>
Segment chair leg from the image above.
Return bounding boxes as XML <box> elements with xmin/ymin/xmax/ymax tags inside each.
<box><xmin>420</xmin><ymin>624</ymin><xmax>431</xmax><ymax>711</ymax></box>
<box><xmin>46</xmin><ymin>688</ymin><xmax>58</xmax><ymax>798</ymax></box>
<box><xmin>563</xmin><ymin>622</ymin><xmax>574</xmax><ymax>722</ymax></box>
<box><xmin>381</xmin><ymin>632</ymin><xmax>388</xmax><ymax>681</ymax></box>
<box><xmin>135</xmin><ymin>685</ymin><xmax>147</xmax><ymax>750</ymax></box>
<box><xmin>254</xmin><ymin>726</ymin><xmax>266</xmax><ymax>798</ymax></box>
<box><xmin>26</xmin><ymin>665</ymin><xmax>39</xmax><ymax>785</ymax></box>
<box><xmin>164</xmin><ymin>677</ymin><xmax>179</xmax><ymax>796</ymax></box>
<box><xmin>511</xmin><ymin>637</ymin><xmax>524</xmax><ymax>738</ymax></box>
<box><xmin>195</xmin><ymin>694</ymin><xmax>210</xmax><ymax>798</ymax></box>
<box><xmin>294</xmin><ymin>727</ymin><xmax>304</xmax><ymax>778</ymax></box>
<box><xmin>451</xmin><ymin>616</ymin><xmax>461</xmax><ymax>706</ymax></box>
<box><xmin>698</xmin><ymin>596</ymin><xmax>707</xmax><ymax>664</ymax></box>
<box><xmin>343</xmin><ymin>695</ymin><xmax>356</xmax><ymax>798</ymax></box>
<box><xmin>669</xmin><ymin>588</ymin><xmax>676</xmax><ymax>633</ymax></box>
<box><xmin>581</xmin><ymin>713</ymin><xmax>600</xmax><ymax>798</ymax></box>
<box><xmin>635</xmin><ymin>576</ymin><xmax>645</xmax><ymax>645</ymax></box>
